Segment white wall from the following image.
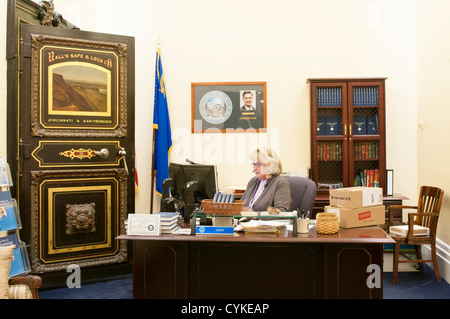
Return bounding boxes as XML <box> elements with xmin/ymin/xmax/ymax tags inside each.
<box><xmin>417</xmin><ymin>0</ymin><xmax>450</xmax><ymax>278</ymax></box>
<box><xmin>1</xmin><ymin>0</ymin><xmax>419</xmax><ymax>213</ymax></box>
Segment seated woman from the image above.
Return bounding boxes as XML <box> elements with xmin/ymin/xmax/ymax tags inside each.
<box><xmin>241</xmin><ymin>148</ymin><xmax>291</xmax><ymax>212</ymax></box>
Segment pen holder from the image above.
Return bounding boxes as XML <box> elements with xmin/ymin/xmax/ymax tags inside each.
<box><xmin>315</xmin><ymin>213</ymin><xmax>339</xmax><ymax>234</ymax></box>
<box><xmin>297</xmin><ymin>218</ymin><xmax>310</xmax><ymax>234</ymax></box>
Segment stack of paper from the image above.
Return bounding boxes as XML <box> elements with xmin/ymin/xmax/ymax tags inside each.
<box><xmin>156</xmin><ymin>212</ymin><xmax>180</xmax><ymax>234</ymax></box>
<box><xmin>239</xmin><ymin>220</ymin><xmax>286</xmax><ymax>233</ymax></box>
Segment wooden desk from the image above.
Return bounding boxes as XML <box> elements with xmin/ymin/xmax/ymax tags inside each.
<box><xmin>118</xmin><ymin>225</ymin><xmax>394</xmax><ymax>299</ymax></box>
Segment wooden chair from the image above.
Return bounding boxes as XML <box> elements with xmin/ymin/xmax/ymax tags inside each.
<box><xmin>388</xmin><ymin>186</ymin><xmax>444</xmax><ymax>285</ymax></box>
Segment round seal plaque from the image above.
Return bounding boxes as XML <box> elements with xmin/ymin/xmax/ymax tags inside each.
<box><xmin>199</xmin><ymin>90</ymin><xmax>233</xmax><ymax>124</ymax></box>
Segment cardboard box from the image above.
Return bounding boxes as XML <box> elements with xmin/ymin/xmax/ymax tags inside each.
<box><xmin>329</xmin><ymin>187</ymin><xmax>383</xmax><ymax>209</ymax></box>
<box><xmin>324</xmin><ymin>205</ymin><xmax>385</xmax><ymax>228</ymax></box>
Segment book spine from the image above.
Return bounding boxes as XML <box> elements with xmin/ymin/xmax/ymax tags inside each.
<box><xmin>326</xmin><ymin>116</ymin><xmax>340</xmax><ymax>135</ymax></box>
<box><xmin>317</xmin><ymin>88</ymin><xmax>322</xmax><ymax>106</ymax></box>
<box><xmin>339</xmin><ymin>88</ymin><xmax>342</xmax><ymax>106</ymax></box>
<box><xmin>317</xmin><ymin>116</ymin><xmax>327</xmax><ymax>135</ymax></box>
<box><xmin>353</xmin><ymin>115</ymin><xmax>367</xmax><ymax>135</ymax></box>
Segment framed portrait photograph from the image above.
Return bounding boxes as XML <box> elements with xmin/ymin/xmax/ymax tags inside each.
<box><xmin>191</xmin><ymin>82</ymin><xmax>267</xmax><ymax>133</ymax></box>
<box><xmin>30</xmin><ymin>34</ymin><xmax>129</xmax><ymax>137</ymax></box>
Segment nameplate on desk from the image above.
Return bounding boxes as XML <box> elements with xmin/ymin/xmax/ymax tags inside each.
<box><xmin>196</xmin><ymin>226</ymin><xmax>234</xmax><ymax>235</ymax></box>
<box><xmin>127</xmin><ymin>214</ymin><xmax>161</xmax><ymax>236</ymax></box>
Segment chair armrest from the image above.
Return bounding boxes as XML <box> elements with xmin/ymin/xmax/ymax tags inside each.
<box><xmin>8</xmin><ymin>275</ymin><xmax>42</xmax><ymax>288</ymax></box>
<box><xmin>8</xmin><ymin>275</ymin><xmax>42</xmax><ymax>299</ymax></box>
<box><xmin>388</xmin><ymin>205</ymin><xmax>418</xmax><ymax>226</ymax></box>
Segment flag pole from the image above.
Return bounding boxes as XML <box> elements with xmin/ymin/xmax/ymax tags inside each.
<box><xmin>150</xmin><ymin>127</ymin><xmax>156</xmax><ymax>214</ymax></box>
<box><xmin>150</xmin><ymin>37</ymin><xmax>160</xmax><ymax>214</ymax></box>
<box><xmin>151</xmin><ymin>36</ymin><xmax>172</xmax><ymax>215</ymax></box>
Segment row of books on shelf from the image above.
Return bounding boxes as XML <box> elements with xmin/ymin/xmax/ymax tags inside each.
<box><xmin>0</xmin><ymin>155</ymin><xmax>31</xmax><ymax>277</ymax></box>
<box><xmin>354</xmin><ymin>141</ymin><xmax>379</xmax><ymax>160</ymax></box>
<box><xmin>317</xmin><ymin>116</ymin><xmax>342</xmax><ymax>135</ymax></box>
<box><xmin>354</xmin><ymin>169</ymin><xmax>380</xmax><ymax>187</ymax></box>
<box><xmin>353</xmin><ymin>86</ymin><xmax>379</xmax><ymax>106</ymax></box>
<box><xmin>317</xmin><ymin>170</ymin><xmax>380</xmax><ymax>190</ymax></box>
<box><xmin>317</xmin><ymin>141</ymin><xmax>342</xmax><ymax>160</ymax></box>
<box><xmin>317</xmin><ymin>87</ymin><xmax>342</xmax><ymax>107</ymax></box>
<box><xmin>316</xmin><ymin>86</ymin><xmax>379</xmax><ymax>107</ymax></box>
<box><xmin>318</xmin><ymin>115</ymin><xmax>378</xmax><ymax>136</ymax></box>
<box><xmin>353</xmin><ymin>114</ymin><xmax>378</xmax><ymax>135</ymax></box>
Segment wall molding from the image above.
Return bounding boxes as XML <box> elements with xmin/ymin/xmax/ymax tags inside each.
<box><xmin>422</xmin><ymin>238</ymin><xmax>450</xmax><ymax>284</ymax></box>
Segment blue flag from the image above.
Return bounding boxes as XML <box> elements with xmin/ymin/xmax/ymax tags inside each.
<box><xmin>153</xmin><ymin>48</ymin><xmax>172</xmax><ymax>196</ymax></box>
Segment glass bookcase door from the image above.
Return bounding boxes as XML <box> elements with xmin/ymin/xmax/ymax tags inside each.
<box><xmin>312</xmin><ymin>83</ymin><xmax>349</xmax><ymax>189</ymax></box>
<box><xmin>348</xmin><ymin>82</ymin><xmax>385</xmax><ymax>188</ymax></box>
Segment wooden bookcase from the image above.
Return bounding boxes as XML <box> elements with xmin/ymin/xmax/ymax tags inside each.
<box><xmin>308</xmin><ymin>78</ymin><xmax>387</xmax><ymax>195</ymax></box>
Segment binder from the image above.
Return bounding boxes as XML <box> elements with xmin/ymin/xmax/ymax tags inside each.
<box><xmin>353</xmin><ymin>115</ymin><xmax>367</xmax><ymax>135</ymax></box>
<box><xmin>317</xmin><ymin>116</ymin><xmax>327</xmax><ymax>135</ymax></box>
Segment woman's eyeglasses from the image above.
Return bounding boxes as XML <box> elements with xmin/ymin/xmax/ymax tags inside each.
<box><xmin>251</xmin><ymin>163</ymin><xmax>262</xmax><ymax>167</ymax></box>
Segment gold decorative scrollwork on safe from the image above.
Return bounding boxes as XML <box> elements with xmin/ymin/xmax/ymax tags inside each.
<box><xmin>59</xmin><ymin>148</ymin><xmax>96</xmax><ymax>160</ymax></box>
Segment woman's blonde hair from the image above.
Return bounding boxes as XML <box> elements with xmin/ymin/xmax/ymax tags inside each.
<box><xmin>250</xmin><ymin>148</ymin><xmax>282</xmax><ymax>178</ymax></box>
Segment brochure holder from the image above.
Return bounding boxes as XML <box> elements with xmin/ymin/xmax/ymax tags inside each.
<box><xmin>0</xmin><ymin>156</ymin><xmax>13</xmax><ymax>188</ymax></box>
<box><xmin>0</xmin><ymin>155</ymin><xmax>31</xmax><ymax>277</ymax></box>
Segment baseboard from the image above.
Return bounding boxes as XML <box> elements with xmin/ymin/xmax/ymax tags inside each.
<box><xmin>422</xmin><ymin>238</ymin><xmax>450</xmax><ymax>283</ymax></box>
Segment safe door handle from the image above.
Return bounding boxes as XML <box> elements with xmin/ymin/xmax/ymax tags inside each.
<box><xmin>95</xmin><ymin>148</ymin><xmax>110</xmax><ymax>158</ymax></box>
<box><xmin>119</xmin><ymin>147</ymin><xmax>129</xmax><ymax>176</ymax></box>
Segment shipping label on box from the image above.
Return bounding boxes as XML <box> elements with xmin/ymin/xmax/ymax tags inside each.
<box><xmin>329</xmin><ymin>187</ymin><xmax>383</xmax><ymax>209</ymax></box>
<box><xmin>325</xmin><ymin>205</ymin><xmax>385</xmax><ymax>228</ymax></box>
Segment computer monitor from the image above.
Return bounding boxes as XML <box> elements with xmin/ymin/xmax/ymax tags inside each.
<box><xmin>167</xmin><ymin>162</ymin><xmax>185</xmax><ymax>198</ymax></box>
<box><xmin>161</xmin><ymin>162</ymin><xmax>218</xmax><ymax>222</ymax></box>
<box><xmin>164</xmin><ymin>162</ymin><xmax>218</xmax><ymax>221</ymax></box>
<box><xmin>182</xmin><ymin>163</ymin><xmax>218</xmax><ymax>202</ymax></box>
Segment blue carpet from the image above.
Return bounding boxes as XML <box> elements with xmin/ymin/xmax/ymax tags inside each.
<box><xmin>39</xmin><ymin>264</ymin><xmax>449</xmax><ymax>299</ymax></box>
<box><xmin>39</xmin><ymin>274</ymin><xmax>133</xmax><ymax>299</ymax></box>
<box><xmin>383</xmin><ymin>264</ymin><xmax>450</xmax><ymax>299</ymax></box>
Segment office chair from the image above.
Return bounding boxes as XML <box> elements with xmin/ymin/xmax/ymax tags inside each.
<box><xmin>388</xmin><ymin>185</ymin><xmax>444</xmax><ymax>285</ymax></box>
<box><xmin>286</xmin><ymin>176</ymin><xmax>317</xmax><ymax>215</ymax></box>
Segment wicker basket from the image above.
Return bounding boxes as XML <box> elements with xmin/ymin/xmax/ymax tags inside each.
<box><xmin>316</xmin><ymin>212</ymin><xmax>339</xmax><ymax>234</ymax></box>
<box><xmin>201</xmin><ymin>199</ymin><xmax>245</xmax><ymax>216</ymax></box>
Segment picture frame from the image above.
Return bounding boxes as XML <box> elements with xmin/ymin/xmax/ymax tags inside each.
<box><xmin>30</xmin><ymin>34</ymin><xmax>128</xmax><ymax>137</ymax></box>
<box><xmin>191</xmin><ymin>82</ymin><xmax>267</xmax><ymax>133</ymax></box>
